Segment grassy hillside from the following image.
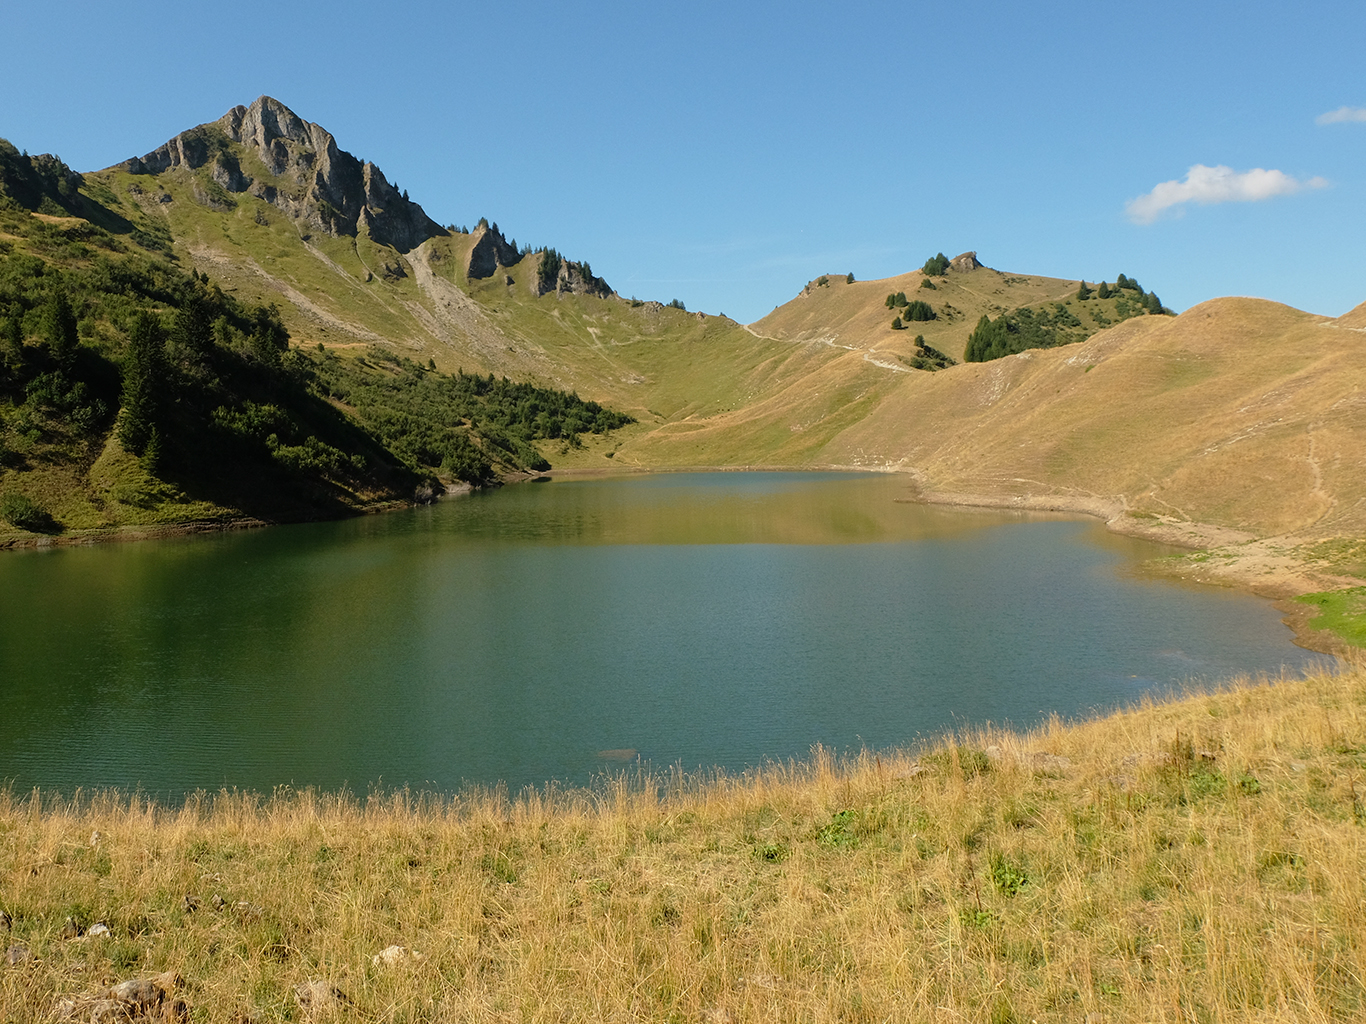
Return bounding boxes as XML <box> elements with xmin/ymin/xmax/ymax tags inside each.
<box><xmin>749</xmin><ymin>256</ymin><xmax>1166</xmax><ymax>366</ymax></box>
<box><xmin>2</xmin><ymin>664</ymin><xmax>1363</xmax><ymax>1022</ymax></box>
<box><xmin>595</xmin><ymin>292</ymin><xmax>1366</xmax><ymax>632</ymax></box>
<box><xmin>0</xmin><ymin>144</ymin><xmax>636</xmax><ymax>544</ymax></box>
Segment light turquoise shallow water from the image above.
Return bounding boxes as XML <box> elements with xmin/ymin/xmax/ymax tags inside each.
<box><xmin>0</xmin><ymin>472</ymin><xmax>1326</xmax><ymax>798</ymax></box>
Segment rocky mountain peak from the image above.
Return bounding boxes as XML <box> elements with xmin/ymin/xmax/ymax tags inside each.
<box><xmin>950</xmin><ymin>251</ymin><xmax>983</xmax><ymax>272</ymax></box>
<box><xmin>116</xmin><ymin>96</ymin><xmax>443</xmax><ymax>252</ymax></box>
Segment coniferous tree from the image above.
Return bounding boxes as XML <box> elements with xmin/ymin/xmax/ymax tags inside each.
<box><xmin>119</xmin><ymin>311</ymin><xmax>165</xmax><ymax>457</ymax></box>
<box><xmin>41</xmin><ymin>288</ymin><xmax>78</xmax><ymax>370</ymax></box>
<box><xmin>537</xmin><ymin>248</ymin><xmax>562</xmax><ymax>293</ymax></box>
<box><xmin>171</xmin><ymin>288</ymin><xmax>214</xmax><ymax>357</ymax></box>
<box><xmin>922</xmin><ymin>253</ymin><xmax>951</xmax><ymax>276</ymax></box>
<box><xmin>0</xmin><ymin>307</ymin><xmax>21</xmax><ymax>377</ymax></box>
<box><xmin>846</xmin><ymin>272</ymin><xmax>855</xmax><ymax>284</ymax></box>
<box><xmin>1076</xmin><ymin>280</ymin><xmax>1092</xmax><ymax>300</ymax></box>
<box><xmin>249</xmin><ymin>304</ymin><xmax>289</xmax><ymax>365</ymax></box>
<box><xmin>1097</xmin><ymin>281</ymin><xmax>1111</xmax><ymax>299</ymax></box>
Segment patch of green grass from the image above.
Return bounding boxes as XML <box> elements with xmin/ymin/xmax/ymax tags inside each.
<box><xmin>1301</xmin><ymin>538</ymin><xmax>1366</xmax><ymax>580</ymax></box>
<box><xmin>1297</xmin><ymin>587</ymin><xmax>1366</xmax><ymax>647</ymax></box>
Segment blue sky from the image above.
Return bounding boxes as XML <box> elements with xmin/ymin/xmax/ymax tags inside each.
<box><xmin>4</xmin><ymin>0</ymin><xmax>1363</xmax><ymax>322</ymax></box>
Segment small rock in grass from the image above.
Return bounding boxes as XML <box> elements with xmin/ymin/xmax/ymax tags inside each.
<box><xmin>57</xmin><ymin>971</ymin><xmax>185</xmax><ymax>1021</ymax></box>
<box><xmin>60</xmin><ymin>916</ymin><xmax>83</xmax><ymax>940</ymax></box>
<box><xmin>88</xmin><ymin>922</ymin><xmax>112</xmax><ymax>938</ymax></box>
<box><xmin>0</xmin><ymin>909</ymin><xmax>11</xmax><ymax>931</ymax></box>
<box><xmin>181</xmin><ymin>894</ymin><xmax>199</xmax><ymax>913</ymax></box>
<box><xmin>1029</xmin><ymin>751</ymin><xmax>1072</xmax><ymax>771</ymax></box>
<box><xmin>6</xmin><ymin>943</ymin><xmax>31</xmax><ymax>965</ymax></box>
<box><xmin>371</xmin><ymin>944</ymin><xmax>423</xmax><ymax>966</ymax></box>
<box><xmin>90</xmin><ymin>830</ymin><xmax>103</xmax><ymax>846</ymax></box>
<box><xmin>84</xmin><ymin>997</ymin><xmax>125</xmax><ymax>1022</ymax></box>
<box><xmin>108</xmin><ymin>977</ymin><xmax>159</xmax><ymax>1005</ymax></box>
<box><xmin>294</xmin><ymin>980</ymin><xmax>350</xmax><ymax>1013</ymax></box>
<box><xmin>210</xmin><ymin>894</ymin><xmax>226</xmax><ymax>911</ymax></box>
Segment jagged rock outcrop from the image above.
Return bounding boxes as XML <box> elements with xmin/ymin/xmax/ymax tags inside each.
<box><xmin>551</xmin><ymin>260</ymin><xmax>613</xmax><ymax>299</ymax></box>
<box><xmin>950</xmin><ymin>251</ymin><xmax>983</xmax><ymax>272</ymax></box>
<box><xmin>117</xmin><ymin>96</ymin><xmax>443</xmax><ymax>252</ymax></box>
<box><xmin>465</xmin><ymin>222</ymin><xmax>523</xmax><ymax>280</ymax></box>
<box><xmin>526</xmin><ymin>247</ymin><xmax>613</xmax><ymax>298</ymax></box>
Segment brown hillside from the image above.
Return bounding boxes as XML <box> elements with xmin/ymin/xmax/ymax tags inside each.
<box><xmin>821</xmin><ymin>297</ymin><xmax>1366</xmax><ymax>540</ymax></box>
<box><xmin>1332</xmin><ymin>299</ymin><xmax>1366</xmax><ymax>329</ymax></box>
<box><xmin>608</xmin><ymin>295</ymin><xmax>1366</xmax><ymax>596</ymax></box>
<box><xmin>749</xmin><ymin>261</ymin><xmax>1082</xmax><ymax>363</ymax></box>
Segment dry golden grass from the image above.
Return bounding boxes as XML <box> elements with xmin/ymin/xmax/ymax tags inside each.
<box><xmin>4</xmin><ymin>664</ymin><xmax>1365</xmax><ymax>1023</ymax></box>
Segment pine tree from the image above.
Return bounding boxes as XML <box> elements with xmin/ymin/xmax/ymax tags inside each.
<box><xmin>119</xmin><ymin>311</ymin><xmax>165</xmax><ymax>457</ymax></box>
<box><xmin>171</xmin><ymin>288</ymin><xmax>214</xmax><ymax>357</ymax></box>
<box><xmin>1097</xmin><ymin>281</ymin><xmax>1111</xmax><ymax>299</ymax></box>
<box><xmin>0</xmin><ymin>307</ymin><xmax>21</xmax><ymax>375</ymax></box>
<box><xmin>846</xmin><ymin>272</ymin><xmax>855</xmax><ymax>284</ymax></box>
<box><xmin>891</xmin><ymin>316</ymin><xmax>903</xmax><ymax>330</ymax></box>
<box><xmin>1076</xmin><ymin>280</ymin><xmax>1092</xmax><ymax>300</ymax></box>
<box><xmin>249</xmin><ymin>304</ymin><xmax>289</xmax><ymax>365</ymax></box>
<box><xmin>922</xmin><ymin>253</ymin><xmax>950</xmax><ymax>276</ymax></box>
<box><xmin>41</xmin><ymin>289</ymin><xmax>78</xmax><ymax>369</ymax></box>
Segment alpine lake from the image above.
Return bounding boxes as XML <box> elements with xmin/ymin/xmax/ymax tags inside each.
<box><xmin>0</xmin><ymin>472</ymin><xmax>1327</xmax><ymax>800</ymax></box>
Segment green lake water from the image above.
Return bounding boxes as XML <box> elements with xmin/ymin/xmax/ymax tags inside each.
<box><xmin>0</xmin><ymin>472</ymin><xmax>1328</xmax><ymax>798</ymax></box>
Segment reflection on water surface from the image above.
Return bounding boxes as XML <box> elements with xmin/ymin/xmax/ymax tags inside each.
<box><xmin>0</xmin><ymin>472</ymin><xmax>1325</xmax><ymax>798</ymax></box>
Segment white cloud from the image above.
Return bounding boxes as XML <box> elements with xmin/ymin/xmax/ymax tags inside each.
<box><xmin>1125</xmin><ymin>164</ymin><xmax>1328</xmax><ymax>224</ymax></box>
<box><xmin>1316</xmin><ymin>106</ymin><xmax>1366</xmax><ymax>125</ymax></box>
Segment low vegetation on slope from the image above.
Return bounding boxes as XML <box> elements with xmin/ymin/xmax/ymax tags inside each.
<box><xmin>0</xmin><ymin>145</ymin><xmax>634</xmax><ymax>540</ymax></box>
<box><xmin>755</xmin><ymin>253</ymin><xmax>1171</xmax><ymax>368</ymax></box>
<box><xmin>966</xmin><ymin>273</ymin><xmax>1170</xmax><ymax>362</ymax></box>
<box><xmin>1</xmin><ymin>665</ymin><xmax>1363</xmax><ymax>1022</ymax></box>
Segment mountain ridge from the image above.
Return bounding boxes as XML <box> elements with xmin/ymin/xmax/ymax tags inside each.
<box><xmin>118</xmin><ymin>96</ymin><xmax>445</xmax><ymax>254</ymax></box>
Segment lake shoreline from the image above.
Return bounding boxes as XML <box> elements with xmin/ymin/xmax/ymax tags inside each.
<box><xmin>0</xmin><ymin>464</ymin><xmax>1353</xmax><ymax>655</ymax></box>
<box><xmin>2</xmin><ymin>665</ymin><xmax>1361</xmax><ymax>1021</ymax></box>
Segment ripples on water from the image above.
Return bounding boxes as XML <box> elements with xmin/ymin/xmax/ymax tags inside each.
<box><xmin>0</xmin><ymin>473</ymin><xmax>1328</xmax><ymax>798</ymax></box>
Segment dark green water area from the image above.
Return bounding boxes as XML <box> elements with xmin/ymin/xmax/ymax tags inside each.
<box><xmin>0</xmin><ymin>473</ymin><xmax>1328</xmax><ymax>798</ymax></box>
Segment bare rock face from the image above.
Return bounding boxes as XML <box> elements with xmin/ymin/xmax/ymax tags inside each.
<box><xmin>465</xmin><ymin>222</ymin><xmax>523</xmax><ymax>280</ymax></box>
<box><xmin>118</xmin><ymin>96</ymin><xmax>443</xmax><ymax>253</ymax></box>
<box><xmin>949</xmin><ymin>251</ymin><xmax>982</xmax><ymax>273</ymax></box>
<box><xmin>553</xmin><ymin>260</ymin><xmax>613</xmax><ymax>299</ymax></box>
